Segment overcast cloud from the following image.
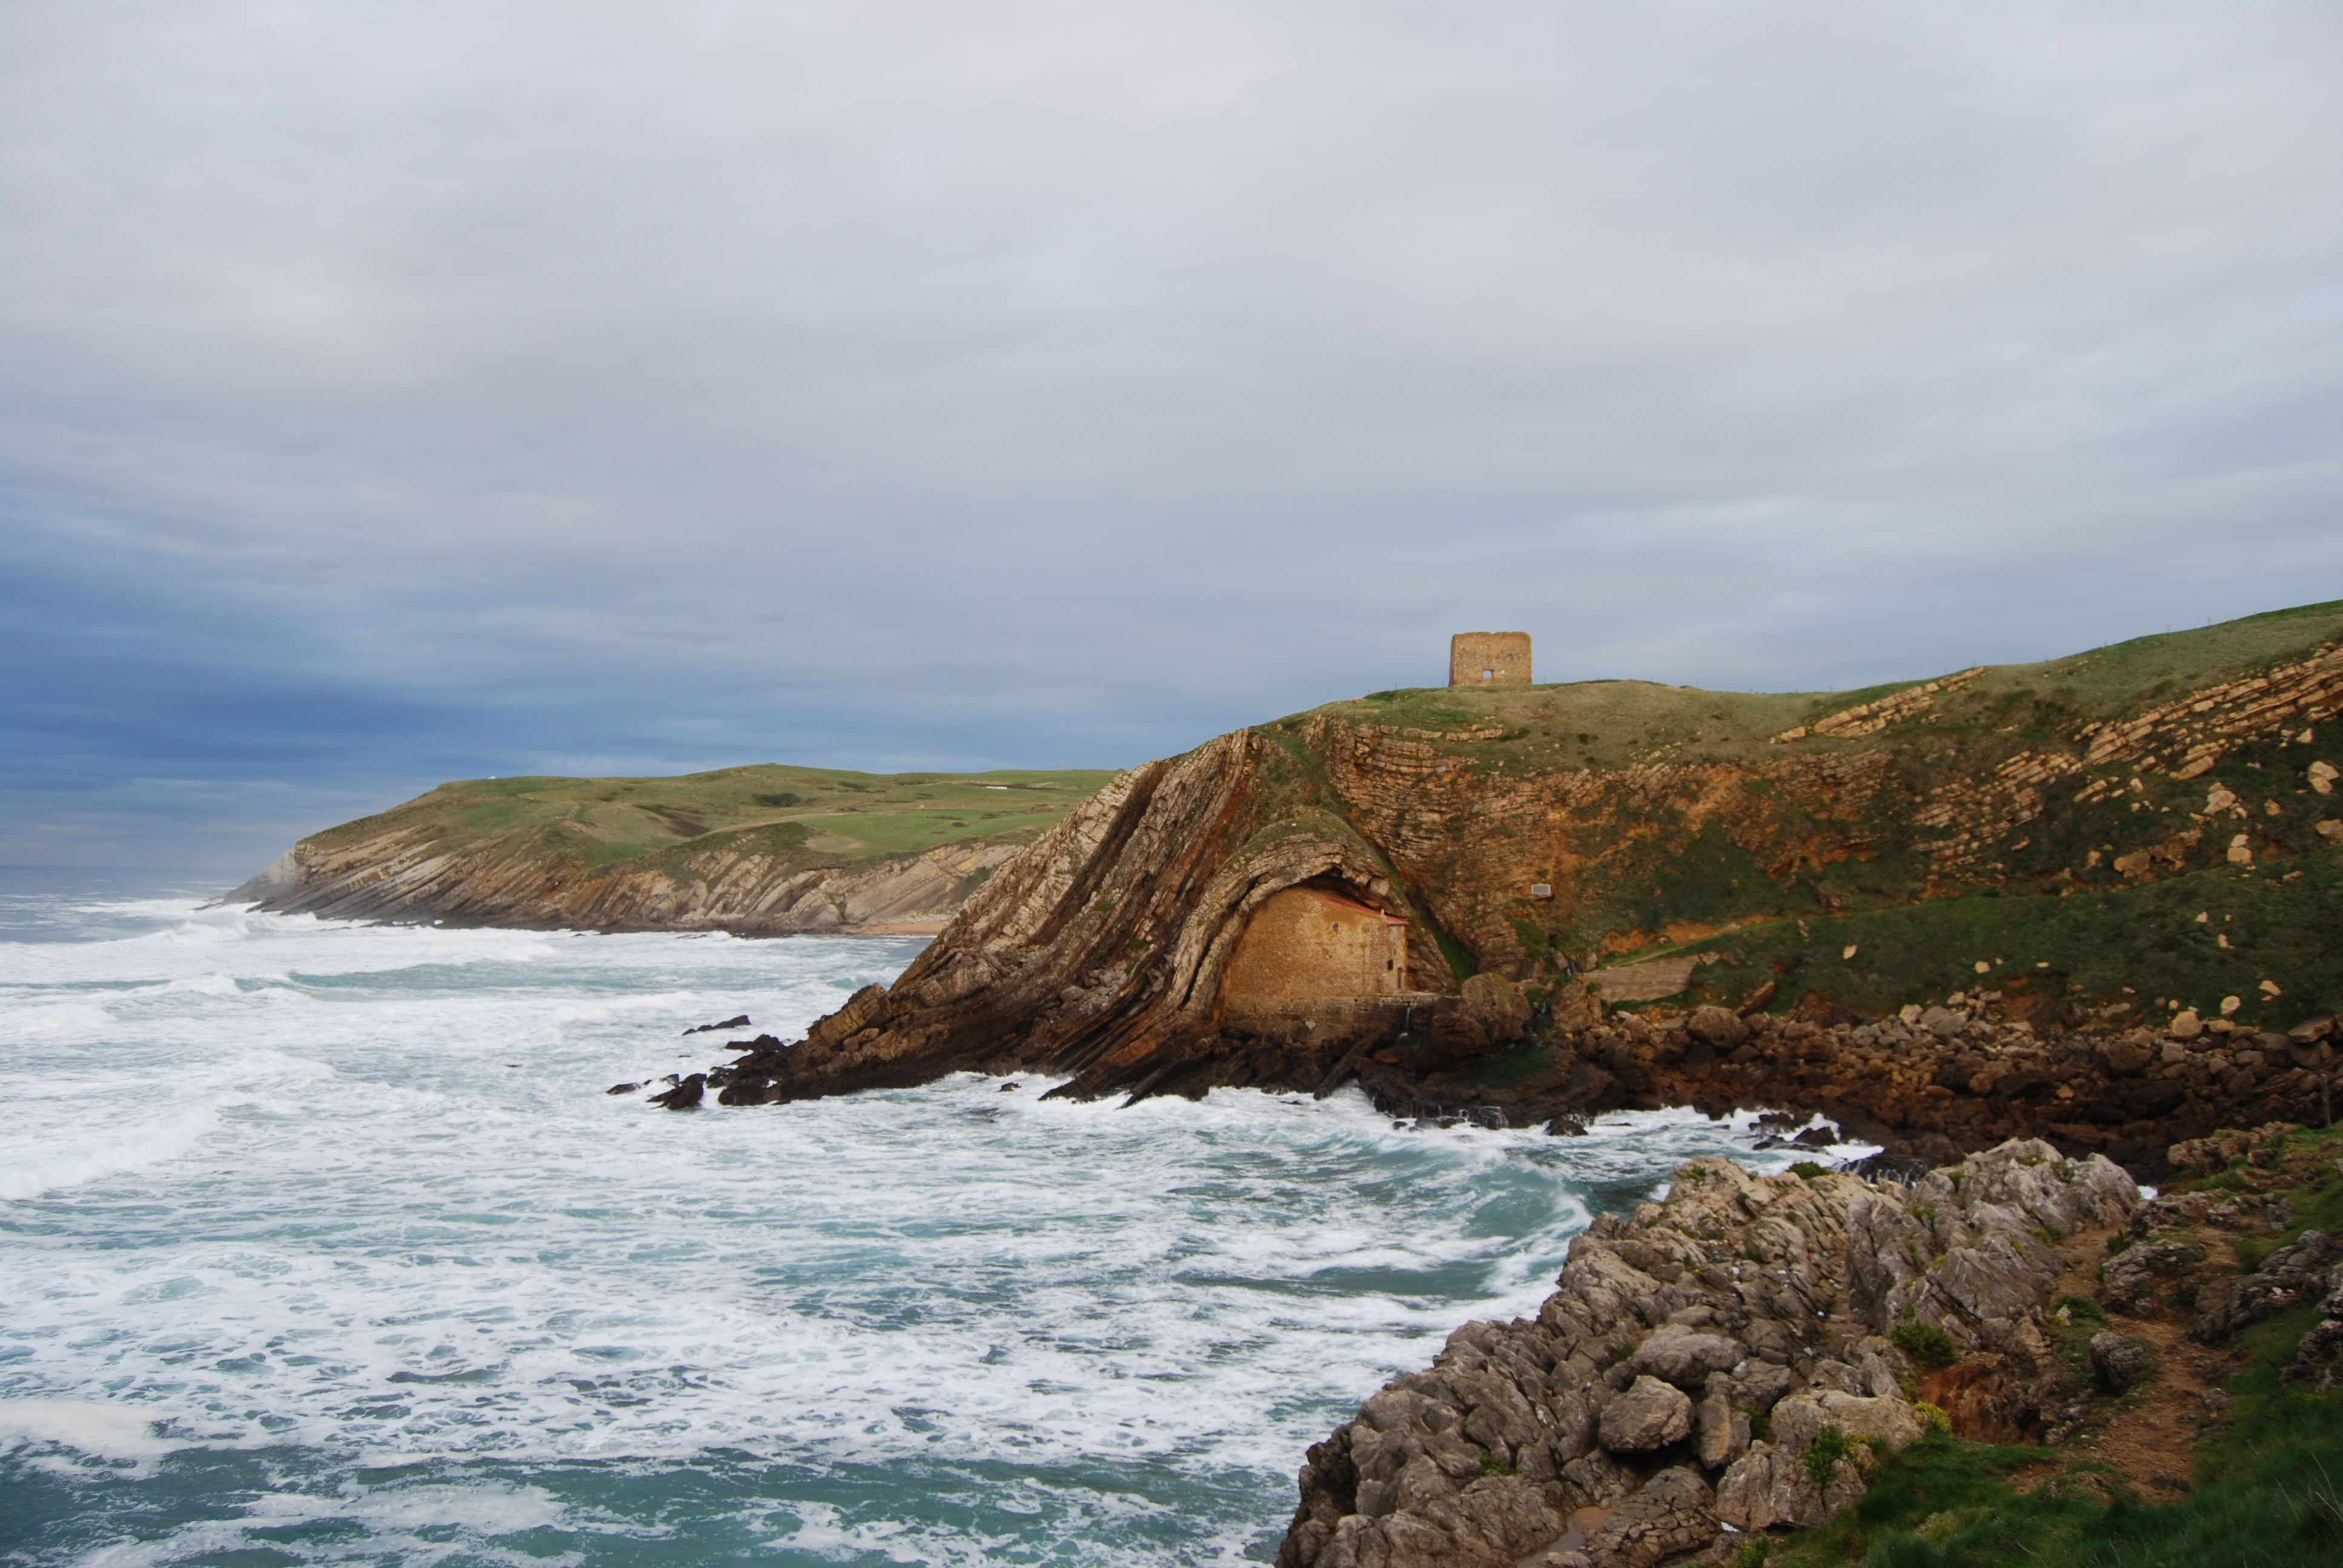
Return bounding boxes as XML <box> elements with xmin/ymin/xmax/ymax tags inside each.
<box><xmin>4</xmin><ymin>1</ymin><xmax>2340</xmax><ymax>873</ymax></box>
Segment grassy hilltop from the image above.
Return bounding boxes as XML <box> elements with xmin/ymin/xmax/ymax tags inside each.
<box><xmin>257</xmin><ymin>762</ymin><xmax>1119</xmax><ymax>932</ymax></box>
<box><xmin>1231</xmin><ymin>598</ymin><xmax>2343</xmax><ymax>1031</ymax></box>
<box><xmin>264</xmin><ymin>600</ymin><xmax>2342</xmax><ymax>988</ymax></box>
<box><xmin>308</xmin><ymin>762</ymin><xmax>1116</xmax><ymax>877</ymax></box>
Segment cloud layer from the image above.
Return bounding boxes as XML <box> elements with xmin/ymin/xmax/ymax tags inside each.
<box><xmin>5</xmin><ymin>2</ymin><xmax>2340</xmax><ymax>871</ymax></box>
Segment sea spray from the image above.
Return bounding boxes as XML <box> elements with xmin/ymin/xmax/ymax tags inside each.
<box><xmin>0</xmin><ymin>887</ymin><xmax>1866</xmax><ymax>1566</ymax></box>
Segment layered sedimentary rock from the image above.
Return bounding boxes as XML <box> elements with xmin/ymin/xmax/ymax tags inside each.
<box><xmin>236</xmin><ymin>820</ymin><xmax>1028</xmax><ymax>934</ymax></box>
<box><xmin>1272</xmin><ymin>1138</ymin><xmax>2140</xmax><ymax>1568</ymax></box>
<box><xmin>741</xmin><ymin>611</ymin><xmax>2342</xmax><ymax>1126</ymax></box>
<box><xmin>229</xmin><ymin>763</ymin><xmax>1112</xmax><ymax>935</ymax></box>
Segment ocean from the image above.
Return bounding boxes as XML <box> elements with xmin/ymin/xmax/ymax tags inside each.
<box><xmin>0</xmin><ymin>878</ymin><xmax>1863</xmax><ymax>1566</ymax></box>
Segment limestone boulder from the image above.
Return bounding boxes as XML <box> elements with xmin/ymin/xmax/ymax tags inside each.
<box><xmin>1312</xmin><ymin>1510</ymin><xmax>1507</xmax><ymax>1568</ymax></box>
<box><xmin>1849</xmin><ymin>1139</ymin><xmax>2138</xmax><ymax>1354</ymax></box>
<box><xmin>1947</xmin><ymin>1138</ymin><xmax>2139</xmax><ymax>1239</ymax></box>
<box><xmin>1421</xmin><ymin>1475</ymin><xmax>1566</xmax><ymax>1563</ymax></box>
<box><xmin>1714</xmin><ymin>1442</ymin><xmax>1867</xmax><ymax>1532</ymax></box>
<box><xmin>2089</xmin><ymin>1331</ymin><xmax>2155</xmax><ymax>1395</ymax></box>
<box><xmin>1631</xmin><ymin>1325</ymin><xmax>1745</xmax><ymax>1390</ymax></box>
<box><xmin>1694</xmin><ymin>1391</ymin><xmax>1751</xmax><ymax>1471</ymax></box>
<box><xmin>2102</xmin><ymin>1232</ymin><xmax>2207</xmax><ymax>1316</ymax></box>
<box><xmin>1583</xmin><ymin>1466</ymin><xmax>1719</xmax><ymax>1568</ymax></box>
<box><xmin>1722</xmin><ymin>1359</ymin><xmax>1794</xmax><ymax>1414</ymax></box>
<box><xmin>1767</xmin><ymin>1390</ymin><xmax>1924</xmax><ymax>1457</ymax></box>
<box><xmin>1558</xmin><ymin>1446</ymin><xmax>1639</xmax><ymax>1508</ymax></box>
<box><xmin>1463</xmin><ymin>972</ymin><xmax>1533</xmax><ymax>1044</ymax></box>
<box><xmin>1599</xmin><ymin>1375</ymin><xmax>1693</xmax><ymax>1452</ymax></box>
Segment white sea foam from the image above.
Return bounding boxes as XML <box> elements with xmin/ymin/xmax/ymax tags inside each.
<box><xmin>0</xmin><ymin>1399</ymin><xmax>183</xmax><ymax>1463</ymax></box>
<box><xmin>0</xmin><ymin>893</ymin><xmax>1856</xmax><ymax>1566</ymax></box>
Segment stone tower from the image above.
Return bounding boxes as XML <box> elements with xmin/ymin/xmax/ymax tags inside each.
<box><xmin>1449</xmin><ymin>632</ymin><xmax>1531</xmax><ymax>687</ymax></box>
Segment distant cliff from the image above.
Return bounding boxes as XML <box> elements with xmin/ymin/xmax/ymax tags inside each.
<box><xmin>725</xmin><ymin>601</ymin><xmax>2343</xmax><ymax>1109</ymax></box>
<box><xmin>230</xmin><ymin>763</ymin><xmax>1115</xmax><ymax>934</ymax></box>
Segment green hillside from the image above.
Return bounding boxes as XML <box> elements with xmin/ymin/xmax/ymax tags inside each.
<box><xmin>1244</xmin><ymin>599</ymin><xmax>2343</xmax><ymax>1030</ymax></box>
<box><xmin>306</xmin><ymin>762</ymin><xmax>1118</xmax><ymax>880</ymax></box>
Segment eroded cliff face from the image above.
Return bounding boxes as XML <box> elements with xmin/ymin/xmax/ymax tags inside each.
<box><xmin>241</xmin><ymin>821</ymin><xmax>1026</xmax><ymax>934</ymax></box>
<box><xmin>730</xmin><ymin>732</ymin><xmax>1507</xmax><ymax>1102</ymax></box>
<box><xmin>747</xmin><ymin>616</ymin><xmax>2343</xmax><ymax>1109</ymax></box>
<box><xmin>1306</xmin><ymin>716</ymin><xmax>1907</xmax><ymax>981</ymax></box>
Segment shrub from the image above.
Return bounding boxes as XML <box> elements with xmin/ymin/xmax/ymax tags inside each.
<box><xmin>2055</xmin><ymin>1294</ymin><xmax>2108</xmax><ymax>1325</ymax></box>
<box><xmin>1478</xmin><ymin>1450</ymin><xmax>1514</xmax><ymax>1477</ymax></box>
<box><xmin>1916</xmin><ymin>1400</ymin><xmax>1953</xmax><ymax>1434</ymax></box>
<box><xmin>1791</xmin><ymin>1160</ymin><xmax>1830</xmax><ymax>1180</ymax></box>
<box><xmin>1806</xmin><ymin>1425</ymin><xmax>1856</xmax><ymax>1486</ymax></box>
<box><xmin>1892</xmin><ymin>1316</ymin><xmax>1958</xmax><ymax>1370</ymax></box>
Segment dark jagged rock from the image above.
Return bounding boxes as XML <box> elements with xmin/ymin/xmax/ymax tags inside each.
<box><xmin>647</xmin><ymin>1073</ymin><xmax>705</xmax><ymax>1109</ymax></box>
<box><xmin>686</xmin><ymin>1014</ymin><xmax>750</xmax><ymax>1034</ymax></box>
<box><xmin>664</xmin><ymin>956</ymin><xmax>2338</xmax><ymax>1185</ymax></box>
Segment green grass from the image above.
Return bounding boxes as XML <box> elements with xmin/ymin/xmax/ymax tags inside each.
<box><xmin>304</xmin><ymin>762</ymin><xmax>1118</xmax><ymax>884</ymax></box>
<box><xmin>1771</xmin><ymin>1122</ymin><xmax>2343</xmax><ymax>1568</ymax></box>
<box><xmin>1632</xmin><ymin>849</ymin><xmax>2343</xmax><ymax>1031</ymax></box>
<box><xmin>1987</xmin><ymin>599</ymin><xmax>2343</xmax><ymax>719</ymax></box>
<box><xmin>1254</xmin><ymin>601</ymin><xmax>2343</xmax><ymax>1016</ymax></box>
<box><xmin>1766</xmin><ymin>1345</ymin><xmax>2343</xmax><ymax>1568</ymax></box>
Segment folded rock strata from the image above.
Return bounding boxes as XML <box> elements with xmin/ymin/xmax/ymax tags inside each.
<box><xmin>241</xmin><ymin>829</ymin><xmax>1029</xmax><ymax>935</ymax></box>
<box><xmin>737</xmin><ymin>619</ymin><xmax>2343</xmax><ymax>1153</ymax></box>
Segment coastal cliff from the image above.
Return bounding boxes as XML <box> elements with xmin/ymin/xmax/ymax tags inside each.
<box><xmin>230</xmin><ymin>762</ymin><xmax>1113</xmax><ymax>934</ymax></box>
<box><xmin>723</xmin><ymin>602</ymin><xmax>2343</xmax><ymax>1137</ymax></box>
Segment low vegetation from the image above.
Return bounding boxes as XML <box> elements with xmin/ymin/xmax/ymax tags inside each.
<box><xmin>304</xmin><ymin>762</ymin><xmax>1116</xmax><ymax>881</ymax></box>
<box><xmin>1257</xmin><ymin>598</ymin><xmax>2343</xmax><ymax>1027</ymax></box>
<box><xmin>1762</xmin><ymin>1119</ymin><xmax>2343</xmax><ymax>1568</ymax></box>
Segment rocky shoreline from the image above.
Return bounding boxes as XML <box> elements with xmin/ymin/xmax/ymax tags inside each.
<box><xmin>1349</xmin><ymin>990</ymin><xmax>2339</xmax><ymax>1183</ymax></box>
<box><xmin>1272</xmin><ymin>1122</ymin><xmax>2343</xmax><ymax>1568</ymax></box>
<box><xmin>661</xmin><ymin>985</ymin><xmax>2336</xmax><ymax>1184</ymax></box>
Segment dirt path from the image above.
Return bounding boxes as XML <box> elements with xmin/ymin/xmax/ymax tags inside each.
<box><xmin>2048</xmin><ymin>1223</ymin><xmax>2236</xmax><ymax>1497</ymax></box>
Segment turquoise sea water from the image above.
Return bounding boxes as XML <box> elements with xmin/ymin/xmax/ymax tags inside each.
<box><xmin>0</xmin><ymin>882</ymin><xmax>1861</xmax><ymax>1566</ymax></box>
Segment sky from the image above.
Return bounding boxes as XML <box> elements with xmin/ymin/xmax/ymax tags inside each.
<box><xmin>4</xmin><ymin>2</ymin><xmax>2341</xmax><ymax>876</ymax></box>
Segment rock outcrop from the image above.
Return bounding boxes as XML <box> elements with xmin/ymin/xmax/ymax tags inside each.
<box><xmin>226</xmin><ymin>764</ymin><xmax>1110</xmax><ymax>935</ymax></box>
<box><xmin>1273</xmin><ymin>1138</ymin><xmax>2139</xmax><ymax>1568</ymax></box>
<box><xmin>239</xmin><ymin>828</ymin><xmax>1031</xmax><ymax>935</ymax></box>
<box><xmin>745</xmin><ymin>607</ymin><xmax>2343</xmax><ymax>1120</ymax></box>
<box><xmin>716</xmin><ymin>733</ymin><xmax>1460</xmax><ymax>1101</ymax></box>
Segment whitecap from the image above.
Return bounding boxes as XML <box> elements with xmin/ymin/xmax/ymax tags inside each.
<box><xmin>0</xmin><ymin>1399</ymin><xmax>182</xmax><ymax>1463</ymax></box>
